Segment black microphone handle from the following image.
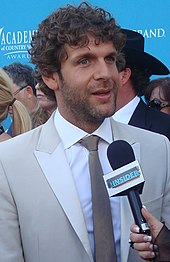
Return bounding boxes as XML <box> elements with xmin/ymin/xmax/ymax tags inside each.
<box><xmin>127</xmin><ymin>189</ymin><xmax>150</xmax><ymax>235</ymax></box>
<box><xmin>128</xmin><ymin>190</ymin><xmax>156</xmax><ymax>262</ymax></box>
<box><xmin>128</xmin><ymin>190</ymin><xmax>156</xmax><ymax>261</ymax></box>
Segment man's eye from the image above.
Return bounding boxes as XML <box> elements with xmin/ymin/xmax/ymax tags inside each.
<box><xmin>106</xmin><ymin>56</ymin><xmax>116</xmax><ymax>62</ymax></box>
<box><xmin>80</xmin><ymin>59</ymin><xmax>89</xmax><ymax>65</ymax></box>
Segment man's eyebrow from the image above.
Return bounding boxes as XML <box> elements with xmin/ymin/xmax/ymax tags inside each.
<box><xmin>71</xmin><ymin>51</ymin><xmax>117</xmax><ymax>60</ymax></box>
<box><xmin>106</xmin><ymin>51</ymin><xmax>117</xmax><ymax>57</ymax></box>
<box><xmin>70</xmin><ymin>53</ymin><xmax>95</xmax><ymax>62</ymax></box>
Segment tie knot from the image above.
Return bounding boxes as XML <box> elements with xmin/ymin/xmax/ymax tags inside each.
<box><xmin>80</xmin><ymin>135</ymin><xmax>100</xmax><ymax>152</ymax></box>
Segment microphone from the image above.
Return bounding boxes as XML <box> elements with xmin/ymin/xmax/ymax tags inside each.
<box><xmin>105</xmin><ymin>140</ymin><xmax>150</xmax><ymax>234</ymax></box>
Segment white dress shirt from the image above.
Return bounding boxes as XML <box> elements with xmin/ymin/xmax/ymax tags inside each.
<box><xmin>113</xmin><ymin>96</ymin><xmax>140</xmax><ymax>124</ymax></box>
<box><xmin>54</xmin><ymin>109</ymin><xmax>120</xmax><ymax>262</ymax></box>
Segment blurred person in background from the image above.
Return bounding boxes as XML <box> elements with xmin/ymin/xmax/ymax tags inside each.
<box><xmin>34</xmin><ymin>69</ymin><xmax>57</xmax><ymax>117</ymax></box>
<box><xmin>3</xmin><ymin>62</ymin><xmax>38</xmax><ymax>115</ymax></box>
<box><xmin>0</xmin><ymin>68</ymin><xmax>32</xmax><ymax>142</ymax></box>
<box><xmin>31</xmin><ymin>71</ymin><xmax>57</xmax><ymax>128</ymax></box>
<box><xmin>145</xmin><ymin>77</ymin><xmax>170</xmax><ymax>115</ymax></box>
<box><xmin>35</xmin><ymin>83</ymin><xmax>57</xmax><ymax>117</ymax></box>
<box><xmin>2</xmin><ymin>62</ymin><xmax>55</xmax><ymax>129</ymax></box>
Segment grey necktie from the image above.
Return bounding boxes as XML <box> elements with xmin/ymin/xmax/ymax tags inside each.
<box><xmin>80</xmin><ymin>135</ymin><xmax>117</xmax><ymax>262</ymax></box>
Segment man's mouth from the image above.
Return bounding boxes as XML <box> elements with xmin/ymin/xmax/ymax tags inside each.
<box><xmin>92</xmin><ymin>88</ymin><xmax>112</xmax><ymax>101</ymax></box>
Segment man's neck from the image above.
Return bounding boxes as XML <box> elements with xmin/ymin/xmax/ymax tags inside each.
<box><xmin>116</xmin><ymin>85</ymin><xmax>136</xmax><ymax>111</ymax></box>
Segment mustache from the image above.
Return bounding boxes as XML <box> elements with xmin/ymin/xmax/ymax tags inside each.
<box><xmin>90</xmin><ymin>81</ymin><xmax>118</xmax><ymax>92</ymax></box>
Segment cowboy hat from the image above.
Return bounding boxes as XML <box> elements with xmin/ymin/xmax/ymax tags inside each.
<box><xmin>122</xmin><ymin>29</ymin><xmax>169</xmax><ymax>75</ymax></box>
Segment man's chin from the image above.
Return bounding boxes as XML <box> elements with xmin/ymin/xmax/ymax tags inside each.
<box><xmin>93</xmin><ymin>111</ymin><xmax>115</xmax><ymax>120</ymax></box>
<box><xmin>100</xmin><ymin>108</ymin><xmax>116</xmax><ymax>118</ymax></box>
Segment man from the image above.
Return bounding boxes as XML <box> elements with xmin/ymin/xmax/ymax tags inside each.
<box><xmin>0</xmin><ymin>3</ymin><xmax>170</xmax><ymax>262</ymax></box>
<box><xmin>113</xmin><ymin>29</ymin><xmax>170</xmax><ymax>140</ymax></box>
<box><xmin>3</xmin><ymin>62</ymin><xmax>38</xmax><ymax>114</ymax></box>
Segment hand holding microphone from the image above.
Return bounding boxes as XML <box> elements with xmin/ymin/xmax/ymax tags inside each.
<box><xmin>105</xmin><ymin>139</ymin><xmax>150</xmax><ymax>234</ymax></box>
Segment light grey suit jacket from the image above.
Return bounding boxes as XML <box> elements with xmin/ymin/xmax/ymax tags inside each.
<box><xmin>0</xmin><ymin>115</ymin><xmax>170</xmax><ymax>262</ymax></box>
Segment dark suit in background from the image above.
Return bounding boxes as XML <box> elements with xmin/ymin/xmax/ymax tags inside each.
<box><xmin>129</xmin><ymin>99</ymin><xmax>170</xmax><ymax>140</ymax></box>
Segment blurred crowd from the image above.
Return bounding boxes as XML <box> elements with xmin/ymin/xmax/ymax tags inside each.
<box><xmin>0</xmin><ymin>62</ymin><xmax>57</xmax><ymax>141</ymax></box>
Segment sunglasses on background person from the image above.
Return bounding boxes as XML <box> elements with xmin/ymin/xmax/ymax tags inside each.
<box><xmin>149</xmin><ymin>98</ymin><xmax>170</xmax><ymax>111</ymax></box>
<box><xmin>13</xmin><ymin>84</ymin><xmax>28</xmax><ymax>96</ymax></box>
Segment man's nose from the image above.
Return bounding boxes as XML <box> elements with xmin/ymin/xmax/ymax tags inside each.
<box><xmin>93</xmin><ymin>61</ymin><xmax>112</xmax><ymax>81</ymax></box>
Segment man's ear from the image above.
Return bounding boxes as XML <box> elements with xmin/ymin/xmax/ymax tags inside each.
<box><xmin>25</xmin><ymin>86</ymin><xmax>34</xmax><ymax>98</ymax></box>
<box><xmin>42</xmin><ymin>72</ymin><xmax>59</xmax><ymax>91</ymax></box>
<box><xmin>120</xmin><ymin>67</ymin><xmax>131</xmax><ymax>85</ymax></box>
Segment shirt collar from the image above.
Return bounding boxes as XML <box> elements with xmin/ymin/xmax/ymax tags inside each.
<box><xmin>113</xmin><ymin>96</ymin><xmax>140</xmax><ymax>124</ymax></box>
<box><xmin>54</xmin><ymin>109</ymin><xmax>113</xmax><ymax>149</ymax></box>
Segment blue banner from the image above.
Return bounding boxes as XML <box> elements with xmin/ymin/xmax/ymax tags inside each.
<box><xmin>0</xmin><ymin>0</ymin><xmax>170</xmax><ymax>76</ymax></box>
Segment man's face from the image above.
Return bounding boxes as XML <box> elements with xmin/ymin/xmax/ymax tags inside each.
<box><xmin>12</xmin><ymin>83</ymin><xmax>37</xmax><ymax>114</ymax></box>
<box><xmin>51</xmin><ymin>36</ymin><xmax>120</xmax><ymax>131</ymax></box>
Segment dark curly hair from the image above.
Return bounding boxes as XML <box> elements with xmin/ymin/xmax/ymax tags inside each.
<box><xmin>29</xmin><ymin>2</ymin><xmax>125</xmax><ymax>77</ymax></box>
<box><xmin>126</xmin><ymin>65</ymin><xmax>152</xmax><ymax>96</ymax></box>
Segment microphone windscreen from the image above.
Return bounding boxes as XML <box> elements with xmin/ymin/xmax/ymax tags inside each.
<box><xmin>107</xmin><ymin>140</ymin><xmax>135</xmax><ymax>170</ymax></box>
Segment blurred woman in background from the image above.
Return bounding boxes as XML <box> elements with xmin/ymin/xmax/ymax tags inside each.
<box><xmin>145</xmin><ymin>77</ymin><xmax>170</xmax><ymax>115</ymax></box>
<box><xmin>31</xmin><ymin>69</ymin><xmax>57</xmax><ymax>128</ymax></box>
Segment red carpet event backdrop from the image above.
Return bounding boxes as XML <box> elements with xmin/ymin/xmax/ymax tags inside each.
<box><xmin>0</xmin><ymin>0</ymin><xmax>170</xmax><ymax>76</ymax></box>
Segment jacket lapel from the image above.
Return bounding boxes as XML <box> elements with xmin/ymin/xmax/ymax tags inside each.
<box><xmin>34</xmin><ymin>115</ymin><xmax>93</xmax><ymax>260</ymax></box>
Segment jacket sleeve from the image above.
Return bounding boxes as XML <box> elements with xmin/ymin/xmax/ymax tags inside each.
<box><xmin>161</xmin><ymin>136</ymin><xmax>170</xmax><ymax>229</ymax></box>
